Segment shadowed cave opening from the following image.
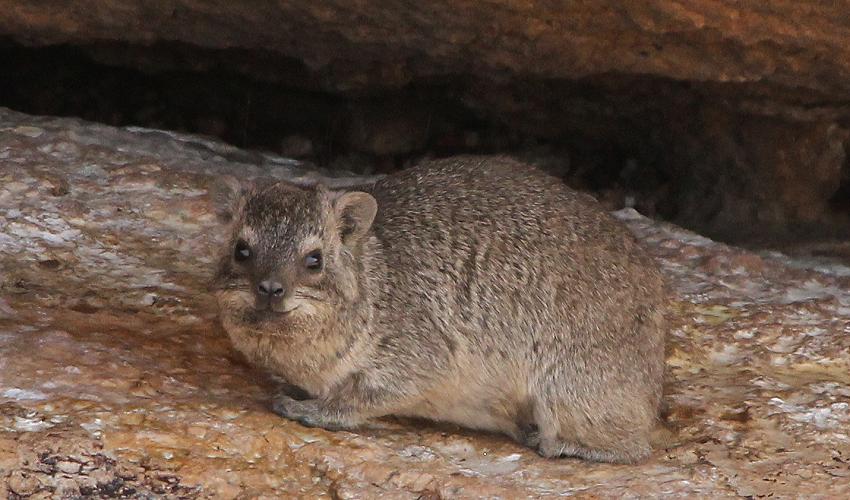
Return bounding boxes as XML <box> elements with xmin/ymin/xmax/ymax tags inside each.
<box><xmin>2</xmin><ymin>37</ymin><xmax>850</xmax><ymax>248</ymax></box>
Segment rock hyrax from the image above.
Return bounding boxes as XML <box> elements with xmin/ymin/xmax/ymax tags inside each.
<box><xmin>213</xmin><ymin>155</ymin><xmax>666</xmax><ymax>463</ymax></box>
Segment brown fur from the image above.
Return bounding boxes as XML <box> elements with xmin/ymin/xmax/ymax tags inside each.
<box><xmin>213</xmin><ymin>155</ymin><xmax>666</xmax><ymax>463</ymax></box>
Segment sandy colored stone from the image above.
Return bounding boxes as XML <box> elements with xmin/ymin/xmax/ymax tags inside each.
<box><xmin>55</xmin><ymin>461</ymin><xmax>81</xmax><ymax>475</ymax></box>
<box><xmin>7</xmin><ymin>471</ymin><xmax>40</xmax><ymax>496</ymax></box>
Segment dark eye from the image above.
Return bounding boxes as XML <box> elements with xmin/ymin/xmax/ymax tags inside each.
<box><xmin>234</xmin><ymin>239</ymin><xmax>251</xmax><ymax>262</ymax></box>
<box><xmin>305</xmin><ymin>250</ymin><xmax>322</xmax><ymax>271</ymax></box>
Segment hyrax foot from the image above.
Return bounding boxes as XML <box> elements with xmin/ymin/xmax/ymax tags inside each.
<box><xmin>516</xmin><ymin>423</ymin><xmax>541</xmax><ymax>449</ymax></box>
<box><xmin>272</xmin><ymin>394</ymin><xmax>357</xmax><ymax>431</ymax></box>
<box><xmin>537</xmin><ymin>436</ymin><xmax>651</xmax><ymax>464</ymax></box>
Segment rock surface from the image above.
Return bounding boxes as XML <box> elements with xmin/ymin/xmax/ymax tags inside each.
<box><xmin>3</xmin><ymin>1</ymin><xmax>850</xmax><ymax>98</ymax></box>
<box><xmin>3</xmin><ymin>107</ymin><xmax>850</xmax><ymax>497</ymax></box>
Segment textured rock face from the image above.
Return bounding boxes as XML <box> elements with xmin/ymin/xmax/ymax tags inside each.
<box><xmin>3</xmin><ymin>1</ymin><xmax>850</xmax><ymax>97</ymax></box>
<box><xmin>3</xmin><ymin>108</ymin><xmax>850</xmax><ymax>497</ymax></box>
<box><xmin>670</xmin><ymin>110</ymin><xmax>849</xmax><ymax>241</ymax></box>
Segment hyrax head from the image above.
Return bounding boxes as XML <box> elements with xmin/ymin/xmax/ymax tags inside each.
<box><xmin>212</xmin><ymin>177</ymin><xmax>377</xmax><ymax>333</ymax></box>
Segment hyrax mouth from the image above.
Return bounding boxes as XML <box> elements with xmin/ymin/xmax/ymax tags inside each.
<box><xmin>276</xmin><ymin>305</ymin><xmax>299</xmax><ymax>315</ymax></box>
<box><xmin>245</xmin><ymin>304</ymin><xmax>301</xmax><ymax>323</ymax></box>
<box><xmin>255</xmin><ymin>301</ymin><xmax>299</xmax><ymax>314</ymax></box>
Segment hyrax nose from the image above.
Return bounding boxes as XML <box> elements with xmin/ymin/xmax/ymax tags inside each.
<box><xmin>257</xmin><ymin>280</ymin><xmax>285</xmax><ymax>298</ymax></box>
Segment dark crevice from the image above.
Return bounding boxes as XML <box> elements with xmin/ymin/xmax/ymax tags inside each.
<box><xmin>2</xmin><ymin>37</ymin><xmax>850</xmax><ymax>245</ymax></box>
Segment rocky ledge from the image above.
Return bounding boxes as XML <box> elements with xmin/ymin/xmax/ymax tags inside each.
<box><xmin>2</xmin><ymin>107</ymin><xmax>850</xmax><ymax>497</ymax></box>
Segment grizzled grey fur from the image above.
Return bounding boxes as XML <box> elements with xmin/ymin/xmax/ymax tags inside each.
<box><xmin>213</xmin><ymin>155</ymin><xmax>666</xmax><ymax>463</ymax></box>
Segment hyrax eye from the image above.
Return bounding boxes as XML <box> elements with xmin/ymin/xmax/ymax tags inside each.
<box><xmin>305</xmin><ymin>250</ymin><xmax>323</xmax><ymax>271</ymax></box>
<box><xmin>234</xmin><ymin>239</ymin><xmax>252</xmax><ymax>262</ymax></box>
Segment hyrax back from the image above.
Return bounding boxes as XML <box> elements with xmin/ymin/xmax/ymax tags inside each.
<box><xmin>214</xmin><ymin>155</ymin><xmax>666</xmax><ymax>463</ymax></box>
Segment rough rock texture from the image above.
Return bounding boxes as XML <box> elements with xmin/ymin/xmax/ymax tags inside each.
<box><xmin>3</xmin><ymin>107</ymin><xmax>850</xmax><ymax>497</ymax></box>
<box><xmin>2</xmin><ymin>1</ymin><xmax>850</xmax><ymax>96</ymax></box>
<box><xmin>667</xmin><ymin>109</ymin><xmax>849</xmax><ymax>242</ymax></box>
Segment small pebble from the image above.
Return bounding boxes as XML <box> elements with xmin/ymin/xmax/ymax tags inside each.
<box><xmin>57</xmin><ymin>460</ymin><xmax>82</xmax><ymax>474</ymax></box>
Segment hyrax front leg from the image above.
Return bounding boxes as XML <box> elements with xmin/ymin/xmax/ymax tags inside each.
<box><xmin>272</xmin><ymin>371</ymin><xmax>417</xmax><ymax>431</ymax></box>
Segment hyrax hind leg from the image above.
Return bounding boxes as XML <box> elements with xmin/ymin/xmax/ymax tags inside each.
<box><xmin>529</xmin><ymin>370</ymin><xmax>658</xmax><ymax>463</ymax></box>
<box><xmin>531</xmin><ymin>398</ymin><xmax>653</xmax><ymax>464</ymax></box>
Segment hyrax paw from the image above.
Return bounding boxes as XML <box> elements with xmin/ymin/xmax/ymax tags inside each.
<box><xmin>271</xmin><ymin>395</ymin><xmax>347</xmax><ymax>431</ymax></box>
<box><xmin>520</xmin><ymin>429</ymin><xmax>541</xmax><ymax>449</ymax></box>
<box><xmin>290</xmin><ymin>412</ymin><xmax>328</xmax><ymax>429</ymax></box>
<box><xmin>272</xmin><ymin>395</ymin><xmax>313</xmax><ymax>419</ymax></box>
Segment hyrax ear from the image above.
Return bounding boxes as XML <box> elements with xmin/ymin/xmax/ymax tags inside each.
<box><xmin>332</xmin><ymin>191</ymin><xmax>377</xmax><ymax>245</ymax></box>
<box><xmin>209</xmin><ymin>175</ymin><xmax>250</xmax><ymax>223</ymax></box>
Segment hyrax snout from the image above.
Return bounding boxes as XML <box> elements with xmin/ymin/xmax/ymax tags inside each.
<box><xmin>213</xmin><ymin>155</ymin><xmax>666</xmax><ymax>463</ymax></box>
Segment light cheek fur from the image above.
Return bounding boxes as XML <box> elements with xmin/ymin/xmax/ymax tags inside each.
<box><xmin>218</xmin><ymin>291</ymin><xmax>342</xmax><ymax>392</ymax></box>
